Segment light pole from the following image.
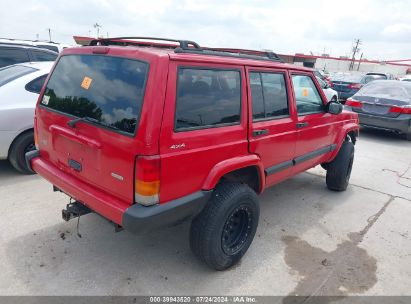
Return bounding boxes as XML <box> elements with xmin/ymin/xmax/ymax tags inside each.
<box><xmin>46</xmin><ymin>28</ymin><xmax>52</xmax><ymax>41</ymax></box>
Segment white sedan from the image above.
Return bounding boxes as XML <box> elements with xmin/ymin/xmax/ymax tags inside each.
<box><xmin>0</xmin><ymin>61</ymin><xmax>54</xmax><ymax>173</ymax></box>
<box><xmin>316</xmin><ymin>76</ymin><xmax>339</xmax><ymax>102</ymax></box>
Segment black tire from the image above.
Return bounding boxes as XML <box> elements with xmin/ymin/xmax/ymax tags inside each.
<box><xmin>326</xmin><ymin>140</ymin><xmax>354</xmax><ymax>191</ymax></box>
<box><xmin>406</xmin><ymin>133</ymin><xmax>411</xmax><ymax>141</ymax></box>
<box><xmin>8</xmin><ymin>130</ymin><xmax>36</xmax><ymax>174</ymax></box>
<box><xmin>190</xmin><ymin>182</ymin><xmax>259</xmax><ymax>270</ymax></box>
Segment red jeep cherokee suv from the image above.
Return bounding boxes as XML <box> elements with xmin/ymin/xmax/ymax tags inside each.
<box><xmin>26</xmin><ymin>37</ymin><xmax>359</xmax><ymax>270</ymax></box>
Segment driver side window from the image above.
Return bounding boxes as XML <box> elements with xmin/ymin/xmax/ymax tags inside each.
<box><xmin>292</xmin><ymin>75</ymin><xmax>324</xmax><ymax>115</ymax></box>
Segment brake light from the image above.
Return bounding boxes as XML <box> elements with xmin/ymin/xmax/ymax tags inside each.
<box><xmin>389</xmin><ymin>105</ymin><xmax>411</xmax><ymax>114</ymax></box>
<box><xmin>345</xmin><ymin>99</ymin><xmax>363</xmax><ymax>108</ymax></box>
<box><xmin>348</xmin><ymin>83</ymin><xmax>362</xmax><ymax>90</ymax></box>
<box><xmin>134</xmin><ymin>155</ymin><xmax>161</xmax><ymax>206</ymax></box>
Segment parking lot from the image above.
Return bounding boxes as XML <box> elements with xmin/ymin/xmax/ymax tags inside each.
<box><xmin>0</xmin><ymin>128</ymin><xmax>409</xmax><ymax>296</ymax></box>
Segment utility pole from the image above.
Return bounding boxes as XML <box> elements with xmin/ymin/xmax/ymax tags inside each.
<box><xmin>357</xmin><ymin>52</ymin><xmax>363</xmax><ymax>71</ymax></box>
<box><xmin>93</xmin><ymin>23</ymin><xmax>102</xmax><ymax>38</ymax></box>
<box><xmin>349</xmin><ymin>39</ymin><xmax>361</xmax><ymax>71</ymax></box>
<box><xmin>46</xmin><ymin>28</ymin><xmax>52</xmax><ymax>41</ymax></box>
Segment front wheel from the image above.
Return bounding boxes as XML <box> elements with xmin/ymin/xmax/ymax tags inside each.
<box><xmin>190</xmin><ymin>183</ymin><xmax>259</xmax><ymax>270</ymax></box>
<box><xmin>326</xmin><ymin>140</ymin><xmax>354</xmax><ymax>191</ymax></box>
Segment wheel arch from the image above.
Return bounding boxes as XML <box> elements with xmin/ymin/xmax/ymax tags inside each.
<box><xmin>326</xmin><ymin>123</ymin><xmax>359</xmax><ymax>163</ymax></box>
<box><xmin>7</xmin><ymin>127</ymin><xmax>34</xmax><ymax>159</ymax></box>
<box><xmin>202</xmin><ymin>155</ymin><xmax>265</xmax><ymax>194</ymax></box>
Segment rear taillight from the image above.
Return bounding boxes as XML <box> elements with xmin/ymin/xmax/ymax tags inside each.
<box><xmin>345</xmin><ymin>99</ymin><xmax>363</xmax><ymax>108</ymax></box>
<box><xmin>134</xmin><ymin>155</ymin><xmax>161</xmax><ymax>206</ymax></box>
<box><xmin>348</xmin><ymin>83</ymin><xmax>362</xmax><ymax>90</ymax></box>
<box><xmin>34</xmin><ymin>131</ymin><xmax>39</xmax><ymax>149</ymax></box>
<box><xmin>389</xmin><ymin>105</ymin><xmax>411</xmax><ymax>114</ymax></box>
<box><xmin>34</xmin><ymin>117</ymin><xmax>39</xmax><ymax>149</ymax></box>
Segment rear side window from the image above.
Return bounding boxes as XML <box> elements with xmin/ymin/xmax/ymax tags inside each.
<box><xmin>250</xmin><ymin>72</ymin><xmax>289</xmax><ymax>120</ymax></box>
<box><xmin>42</xmin><ymin>55</ymin><xmax>149</xmax><ymax>135</ymax></box>
<box><xmin>175</xmin><ymin>68</ymin><xmax>241</xmax><ymax>131</ymax></box>
<box><xmin>0</xmin><ymin>65</ymin><xmax>36</xmax><ymax>86</ymax></box>
<box><xmin>0</xmin><ymin>48</ymin><xmax>30</xmax><ymax>68</ymax></box>
<box><xmin>32</xmin><ymin>50</ymin><xmax>57</xmax><ymax>62</ymax></box>
<box><xmin>25</xmin><ymin>74</ymin><xmax>48</xmax><ymax>93</ymax></box>
<box><xmin>292</xmin><ymin>75</ymin><xmax>324</xmax><ymax>115</ymax></box>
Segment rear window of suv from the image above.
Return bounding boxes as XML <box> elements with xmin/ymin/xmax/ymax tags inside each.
<box><xmin>42</xmin><ymin>55</ymin><xmax>149</xmax><ymax>135</ymax></box>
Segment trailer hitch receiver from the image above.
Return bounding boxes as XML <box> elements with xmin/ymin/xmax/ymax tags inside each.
<box><xmin>62</xmin><ymin>201</ymin><xmax>92</xmax><ymax>221</ymax></box>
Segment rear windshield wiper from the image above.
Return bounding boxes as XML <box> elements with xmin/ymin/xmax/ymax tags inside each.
<box><xmin>67</xmin><ymin>116</ymin><xmax>99</xmax><ymax>128</ymax></box>
<box><xmin>67</xmin><ymin>116</ymin><xmax>121</xmax><ymax>131</ymax></box>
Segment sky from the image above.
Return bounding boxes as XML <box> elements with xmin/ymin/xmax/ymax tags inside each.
<box><xmin>1</xmin><ymin>0</ymin><xmax>411</xmax><ymax>61</ymax></box>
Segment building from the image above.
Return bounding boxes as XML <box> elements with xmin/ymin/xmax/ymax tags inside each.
<box><xmin>278</xmin><ymin>53</ymin><xmax>411</xmax><ymax>77</ymax></box>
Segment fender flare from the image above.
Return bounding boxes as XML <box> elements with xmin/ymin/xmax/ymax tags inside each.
<box><xmin>328</xmin><ymin>122</ymin><xmax>359</xmax><ymax>162</ymax></box>
<box><xmin>202</xmin><ymin>154</ymin><xmax>265</xmax><ymax>193</ymax></box>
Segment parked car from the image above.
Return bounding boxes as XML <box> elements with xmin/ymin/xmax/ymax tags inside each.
<box><xmin>26</xmin><ymin>37</ymin><xmax>359</xmax><ymax>270</ymax></box>
<box><xmin>0</xmin><ymin>44</ymin><xmax>57</xmax><ymax>68</ymax></box>
<box><xmin>345</xmin><ymin>80</ymin><xmax>411</xmax><ymax>140</ymax></box>
<box><xmin>314</xmin><ymin>69</ymin><xmax>333</xmax><ymax>87</ymax></box>
<box><xmin>331</xmin><ymin>73</ymin><xmax>391</xmax><ymax>102</ymax></box>
<box><xmin>365</xmin><ymin>72</ymin><xmax>395</xmax><ymax>80</ymax></box>
<box><xmin>0</xmin><ymin>38</ymin><xmax>71</xmax><ymax>53</ymax></box>
<box><xmin>0</xmin><ymin>61</ymin><xmax>53</xmax><ymax>173</ymax></box>
<box><xmin>316</xmin><ymin>76</ymin><xmax>338</xmax><ymax>101</ymax></box>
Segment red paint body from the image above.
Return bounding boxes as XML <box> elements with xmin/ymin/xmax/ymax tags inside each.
<box><xmin>31</xmin><ymin>44</ymin><xmax>359</xmax><ymax>226</ymax></box>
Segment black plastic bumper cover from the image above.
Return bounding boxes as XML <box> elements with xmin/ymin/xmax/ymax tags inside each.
<box><xmin>122</xmin><ymin>190</ymin><xmax>212</xmax><ymax>234</ymax></box>
<box><xmin>25</xmin><ymin>149</ymin><xmax>40</xmax><ymax>173</ymax></box>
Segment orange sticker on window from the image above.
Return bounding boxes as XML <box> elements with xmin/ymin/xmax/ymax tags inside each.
<box><xmin>302</xmin><ymin>88</ymin><xmax>309</xmax><ymax>97</ymax></box>
<box><xmin>81</xmin><ymin>76</ymin><xmax>92</xmax><ymax>89</ymax></box>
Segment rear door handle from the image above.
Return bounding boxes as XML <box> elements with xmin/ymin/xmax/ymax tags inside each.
<box><xmin>296</xmin><ymin>122</ymin><xmax>309</xmax><ymax>129</ymax></box>
<box><xmin>252</xmin><ymin>129</ymin><xmax>269</xmax><ymax>137</ymax></box>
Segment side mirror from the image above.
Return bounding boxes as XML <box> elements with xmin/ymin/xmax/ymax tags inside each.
<box><xmin>327</xmin><ymin>101</ymin><xmax>343</xmax><ymax>115</ymax></box>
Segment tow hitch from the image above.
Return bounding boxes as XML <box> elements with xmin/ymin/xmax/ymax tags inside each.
<box><xmin>62</xmin><ymin>201</ymin><xmax>92</xmax><ymax>222</ymax></box>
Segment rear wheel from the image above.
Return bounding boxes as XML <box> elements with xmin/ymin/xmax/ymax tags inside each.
<box><xmin>326</xmin><ymin>140</ymin><xmax>354</xmax><ymax>191</ymax></box>
<box><xmin>8</xmin><ymin>130</ymin><xmax>36</xmax><ymax>174</ymax></box>
<box><xmin>190</xmin><ymin>182</ymin><xmax>259</xmax><ymax>270</ymax></box>
<box><xmin>406</xmin><ymin>133</ymin><xmax>411</xmax><ymax>141</ymax></box>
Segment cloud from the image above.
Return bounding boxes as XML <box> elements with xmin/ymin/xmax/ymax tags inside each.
<box><xmin>1</xmin><ymin>0</ymin><xmax>410</xmax><ymax>60</ymax></box>
<box><xmin>381</xmin><ymin>23</ymin><xmax>411</xmax><ymax>39</ymax></box>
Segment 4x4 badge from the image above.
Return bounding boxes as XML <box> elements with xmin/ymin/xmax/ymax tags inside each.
<box><xmin>170</xmin><ymin>143</ymin><xmax>186</xmax><ymax>149</ymax></box>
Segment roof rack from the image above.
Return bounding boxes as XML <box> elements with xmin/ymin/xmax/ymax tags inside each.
<box><xmin>183</xmin><ymin>47</ymin><xmax>284</xmax><ymax>63</ymax></box>
<box><xmin>89</xmin><ymin>37</ymin><xmax>201</xmax><ymax>50</ymax></box>
<box><xmin>88</xmin><ymin>36</ymin><xmax>283</xmax><ymax>63</ymax></box>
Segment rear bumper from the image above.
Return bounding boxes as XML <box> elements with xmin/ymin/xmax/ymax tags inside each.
<box><xmin>26</xmin><ymin>152</ymin><xmax>211</xmax><ymax>234</ymax></box>
<box><xmin>353</xmin><ymin>111</ymin><xmax>411</xmax><ymax>134</ymax></box>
